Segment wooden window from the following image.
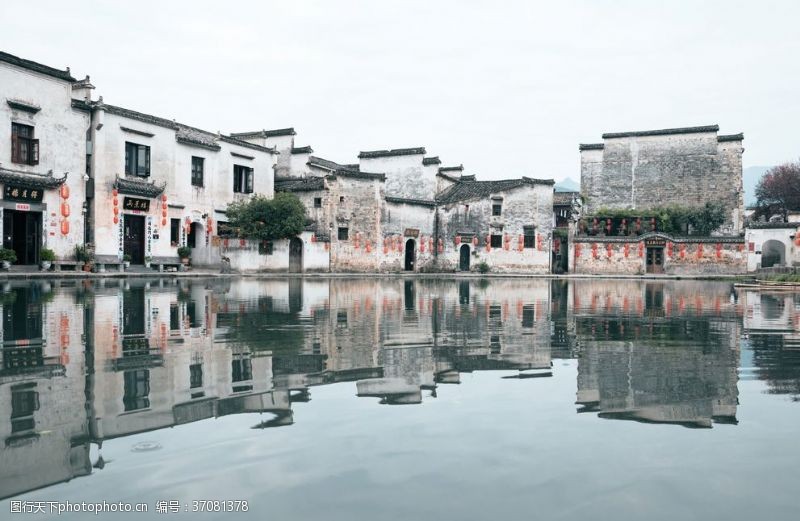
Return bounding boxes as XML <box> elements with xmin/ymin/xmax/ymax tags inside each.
<box><xmin>11</xmin><ymin>123</ymin><xmax>38</xmax><ymax>165</ymax></box>
<box><xmin>490</xmin><ymin>234</ymin><xmax>502</xmax><ymax>248</ymax></box>
<box><xmin>233</xmin><ymin>164</ymin><xmax>253</xmax><ymax>193</ymax></box>
<box><xmin>339</xmin><ymin>196</ymin><xmax>345</xmax><ymax>203</ymax></box>
<box><xmin>338</xmin><ymin>227</ymin><xmax>349</xmax><ymax>240</ymax></box>
<box><xmin>191</xmin><ymin>156</ymin><xmax>204</xmax><ymax>187</ymax></box>
<box><xmin>232</xmin><ymin>357</ymin><xmax>252</xmax><ymax>382</ymax></box>
<box><xmin>170</xmin><ymin>218</ymin><xmax>180</xmax><ymax>246</ymax></box>
<box><xmin>524</xmin><ymin>226</ymin><xmax>536</xmax><ymax>248</ymax></box>
<box><xmin>314</xmin><ymin>197</ymin><xmax>322</xmax><ymax>208</ymax></box>
<box><xmin>492</xmin><ymin>203</ymin><xmax>502</xmax><ymax>216</ymax></box>
<box><xmin>122</xmin><ymin>370</ymin><xmax>150</xmax><ymax>411</ymax></box>
<box><xmin>125</xmin><ymin>142</ymin><xmax>150</xmax><ymax>177</ymax></box>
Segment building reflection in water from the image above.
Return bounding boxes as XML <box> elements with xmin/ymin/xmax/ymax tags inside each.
<box><xmin>1</xmin><ymin>277</ymin><xmax>799</xmax><ymax>499</ymax></box>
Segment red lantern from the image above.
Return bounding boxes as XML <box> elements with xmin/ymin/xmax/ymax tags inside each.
<box><xmin>161</xmin><ymin>218</ymin><xmax>167</xmax><ymax>227</ymax></box>
<box><xmin>161</xmin><ymin>194</ymin><xmax>167</xmax><ymax>202</ymax></box>
<box><xmin>455</xmin><ymin>235</ymin><xmax>461</xmax><ymax>245</ymax></box>
<box><xmin>60</xmin><ymin>202</ymin><xmax>70</xmax><ymax>217</ymax></box>
<box><xmin>112</xmin><ymin>188</ymin><xmax>118</xmax><ymax>197</ymax></box>
<box><xmin>638</xmin><ymin>242</ymin><xmax>644</xmax><ymax>257</ymax></box>
<box><xmin>437</xmin><ymin>238</ymin><xmax>443</xmax><ymax>254</ymax></box>
<box><xmin>113</xmin><ymin>207</ymin><xmax>119</xmax><ymax>215</ymax></box>
<box><xmin>112</xmin><ymin>198</ymin><xmax>118</xmax><ymax>206</ymax></box>
<box><xmin>311</xmin><ymin>234</ymin><xmax>317</xmax><ymax>243</ymax></box>
<box><xmin>485</xmin><ymin>234</ymin><xmax>491</xmax><ymax>252</ymax></box>
<box><xmin>575</xmin><ymin>243</ymin><xmax>582</xmax><ymax>258</ymax></box>
<box><xmin>592</xmin><ymin>243</ymin><xmax>599</xmax><ymax>259</ymax></box>
<box><xmin>113</xmin><ymin>216</ymin><xmax>119</xmax><ymax>224</ymax></box>
<box><xmin>716</xmin><ymin>243</ymin><xmax>723</xmax><ymax>259</ymax></box>
<box><xmin>366</xmin><ymin>242</ymin><xmax>372</xmax><ymax>253</ymax></box>
<box><xmin>606</xmin><ymin>243</ymin><xmax>613</xmax><ymax>258</ymax></box>
<box><xmin>60</xmin><ymin>185</ymin><xmax>70</xmax><ymax>199</ymax></box>
<box><xmin>60</xmin><ymin>219</ymin><xmax>69</xmax><ymax>235</ymax></box>
<box><xmin>472</xmin><ymin>236</ymin><xmax>478</xmax><ymax>247</ymax></box>
<box><xmin>697</xmin><ymin>244</ymin><xmax>704</xmax><ymax>258</ymax></box>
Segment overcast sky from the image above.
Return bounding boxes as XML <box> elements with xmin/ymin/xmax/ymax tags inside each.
<box><xmin>2</xmin><ymin>0</ymin><xmax>798</xmax><ymax>181</ymax></box>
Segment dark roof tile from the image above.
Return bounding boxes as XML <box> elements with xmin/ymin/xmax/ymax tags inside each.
<box><xmin>0</xmin><ymin>50</ymin><xmax>76</xmax><ymax>82</ymax></box>
<box><xmin>422</xmin><ymin>156</ymin><xmax>441</xmax><ymax>166</ymax></box>
<box><xmin>358</xmin><ymin>147</ymin><xmax>426</xmax><ymax>159</ymax></box>
<box><xmin>437</xmin><ymin>177</ymin><xmax>554</xmax><ymax>204</ymax></box>
<box><xmin>602</xmin><ymin>125</ymin><xmax>720</xmax><ymax>139</ymax></box>
<box><xmin>230</xmin><ymin>128</ymin><xmax>296</xmax><ymax>139</ymax></box>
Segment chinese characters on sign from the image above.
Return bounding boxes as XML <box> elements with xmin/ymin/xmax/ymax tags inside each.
<box><xmin>123</xmin><ymin>197</ymin><xmax>151</xmax><ymax>212</ymax></box>
<box><xmin>4</xmin><ymin>184</ymin><xmax>44</xmax><ymax>202</ymax></box>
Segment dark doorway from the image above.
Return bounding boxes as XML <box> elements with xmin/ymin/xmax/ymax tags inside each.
<box><xmin>404</xmin><ymin>239</ymin><xmax>416</xmax><ymax>271</ymax></box>
<box><xmin>289</xmin><ymin>237</ymin><xmax>303</xmax><ymax>273</ymax></box>
<box><xmin>187</xmin><ymin>222</ymin><xmax>203</xmax><ymax>249</ymax></box>
<box><xmin>2</xmin><ymin>210</ymin><xmax>42</xmax><ymax>265</ymax></box>
<box><xmin>459</xmin><ymin>244</ymin><xmax>470</xmax><ymax>271</ymax></box>
<box><xmin>123</xmin><ymin>215</ymin><xmax>146</xmax><ymax>264</ymax></box>
<box><xmin>646</xmin><ymin>247</ymin><xmax>664</xmax><ymax>274</ymax></box>
<box><xmin>761</xmin><ymin>240</ymin><xmax>786</xmax><ymax>268</ymax></box>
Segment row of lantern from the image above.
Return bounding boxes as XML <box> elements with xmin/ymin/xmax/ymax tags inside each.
<box><xmin>575</xmin><ymin>242</ymin><xmax>740</xmax><ymax>259</ymax></box>
<box><xmin>110</xmin><ymin>190</ymin><xmax>170</xmax><ymax>227</ymax></box>
<box><xmin>59</xmin><ymin>184</ymin><xmax>70</xmax><ymax>235</ymax></box>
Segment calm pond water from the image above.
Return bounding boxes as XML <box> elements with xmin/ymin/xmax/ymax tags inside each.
<box><xmin>0</xmin><ymin>278</ymin><xmax>798</xmax><ymax>520</ymax></box>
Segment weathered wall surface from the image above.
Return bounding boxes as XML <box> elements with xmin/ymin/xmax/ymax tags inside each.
<box><xmin>572</xmin><ymin>238</ymin><xmax>746</xmax><ymax>275</ymax></box>
<box><xmin>437</xmin><ymin>183</ymin><xmax>553</xmax><ymax>273</ymax></box>
<box><xmin>380</xmin><ymin>200</ymin><xmax>436</xmax><ymax>272</ymax></box>
<box><xmin>219</xmin><ymin>232</ymin><xmax>328</xmax><ymax>273</ymax></box>
<box><xmin>360</xmin><ymin>153</ymin><xmax>433</xmax><ymax>200</ymax></box>
<box><xmin>0</xmin><ymin>62</ymin><xmax>89</xmax><ymax>261</ymax></box>
<box><xmin>328</xmin><ymin>175</ymin><xmax>384</xmax><ymax>272</ymax></box>
<box><xmin>581</xmin><ymin>129</ymin><xmax>744</xmax><ymax>234</ymax></box>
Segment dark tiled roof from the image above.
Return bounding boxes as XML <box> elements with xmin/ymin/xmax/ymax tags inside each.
<box><xmin>104</xmin><ymin>104</ymin><xmax>276</xmax><ymax>154</ymax></box>
<box><xmin>331</xmin><ymin>170</ymin><xmax>385</xmax><ymax>181</ymax></box>
<box><xmin>0</xmin><ymin>167</ymin><xmax>68</xmax><ymax>189</ymax></box>
<box><xmin>0</xmin><ymin>50</ymin><xmax>76</xmax><ymax>82</ymax></box>
<box><xmin>422</xmin><ymin>156</ymin><xmax>441</xmax><ymax>166</ymax></box>
<box><xmin>436</xmin><ymin>172</ymin><xmax>461</xmax><ymax>183</ymax></box>
<box><xmin>358</xmin><ymin>147</ymin><xmax>426</xmax><ymax>159</ymax></box>
<box><xmin>579</xmin><ymin>143</ymin><xmax>604</xmax><ymax>151</ymax></box>
<box><xmin>460</xmin><ymin>174</ymin><xmax>475</xmax><ymax>181</ymax></box>
<box><xmin>385</xmin><ymin>196</ymin><xmax>436</xmax><ymax>207</ymax></box>
<box><xmin>438</xmin><ymin>165</ymin><xmax>464</xmax><ymax>173</ymax></box>
<box><xmin>6</xmin><ymin>99</ymin><xmax>41</xmax><ymax>114</ymax></box>
<box><xmin>176</xmin><ymin>128</ymin><xmax>221</xmax><ymax>151</ymax></box>
<box><xmin>553</xmin><ymin>191</ymin><xmax>579</xmax><ymax>205</ymax></box>
<box><xmin>341</xmin><ymin>164</ymin><xmax>360</xmax><ymax>171</ymax></box>
<box><xmin>718</xmin><ymin>133</ymin><xmax>744</xmax><ymax>142</ymax></box>
<box><xmin>115</xmin><ymin>175</ymin><xmax>166</xmax><ymax>198</ymax></box>
<box><xmin>275</xmin><ymin>176</ymin><xmax>326</xmax><ymax>192</ymax></box>
<box><xmin>602</xmin><ymin>125</ymin><xmax>720</xmax><ymax>139</ymax></box>
<box><xmin>71</xmin><ymin>99</ymin><xmax>92</xmax><ymax>112</ymax></box>
<box><xmin>218</xmin><ymin>135</ymin><xmax>277</xmax><ymax>154</ymax></box>
<box><xmin>308</xmin><ymin>155</ymin><xmax>346</xmax><ymax>172</ymax></box>
<box><xmin>436</xmin><ymin>177</ymin><xmax>554</xmax><ymax>204</ymax></box>
<box><xmin>291</xmin><ymin>146</ymin><xmax>313</xmax><ymax>154</ymax></box>
<box><xmin>230</xmin><ymin>128</ymin><xmax>296</xmax><ymax>139</ymax></box>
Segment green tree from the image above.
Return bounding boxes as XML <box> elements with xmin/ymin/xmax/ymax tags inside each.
<box><xmin>226</xmin><ymin>193</ymin><xmax>307</xmax><ymax>240</ymax></box>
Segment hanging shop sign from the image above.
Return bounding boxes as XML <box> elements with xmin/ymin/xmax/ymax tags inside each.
<box><xmin>645</xmin><ymin>238</ymin><xmax>666</xmax><ymax>247</ymax></box>
<box><xmin>4</xmin><ymin>184</ymin><xmax>44</xmax><ymax>202</ymax></box>
<box><xmin>123</xmin><ymin>197</ymin><xmax>151</xmax><ymax>212</ymax></box>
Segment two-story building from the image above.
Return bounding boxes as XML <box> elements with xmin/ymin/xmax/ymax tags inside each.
<box><xmin>0</xmin><ymin>51</ymin><xmax>91</xmax><ymax>268</ymax></box>
<box><xmin>88</xmin><ymin>102</ymin><xmax>277</xmax><ymax>271</ymax></box>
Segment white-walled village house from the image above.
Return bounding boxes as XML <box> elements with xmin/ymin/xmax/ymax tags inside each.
<box><xmin>0</xmin><ymin>51</ymin><xmax>91</xmax><ymax>268</ymax></box>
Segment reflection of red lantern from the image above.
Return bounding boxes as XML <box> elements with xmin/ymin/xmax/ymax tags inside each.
<box><xmin>60</xmin><ymin>185</ymin><xmax>70</xmax><ymax>199</ymax></box>
<box><xmin>365</xmin><ymin>242</ymin><xmax>372</xmax><ymax>253</ymax></box>
<box><xmin>606</xmin><ymin>243</ymin><xmax>613</xmax><ymax>258</ymax></box>
<box><xmin>592</xmin><ymin>243</ymin><xmax>599</xmax><ymax>259</ymax></box>
<box><xmin>61</xmin><ymin>219</ymin><xmax>69</xmax><ymax>235</ymax></box>
<box><xmin>485</xmin><ymin>234</ymin><xmax>491</xmax><ymax>252</ymax></box>
<box><xmin>437</xmin><ymin>238</ymin><xmax>443</xmax><ymax>254</ymax></box>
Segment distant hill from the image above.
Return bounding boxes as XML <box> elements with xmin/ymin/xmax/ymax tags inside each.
<box><xmin>743</xmin><ymin>166</ymin><xmax>771</xmax><ymax>206</ymax></box>
<box><xmin>555</xmin><ymin>177</ymin><xmax>579</xmax><ymax>192</ymax></box>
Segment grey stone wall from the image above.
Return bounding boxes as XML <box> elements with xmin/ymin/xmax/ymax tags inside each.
<box><xmin>581</xmin><ymin>129</ymin><xmax>744</xmax><ymax>234</ymax></box>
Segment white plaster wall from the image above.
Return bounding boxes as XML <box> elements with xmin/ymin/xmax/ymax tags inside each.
<box><xmin>91</xmin><ymin>109</ymin><xmax>275</xmax><ymax>263</ymax></box>
<box><xmin>745</xmin><ymin>227</ymin><xmax>798</xmax><ymax>271</ymax></box>
<box><xmin>0</xmin><ymin>62</ymin><xmax>90</xmax><ymax>260</ymax></box>
<box><xmin>359</xmin><ymin>153</ymin><xmax>433</xmax><ymax>200</ymax></box>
